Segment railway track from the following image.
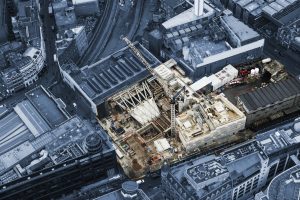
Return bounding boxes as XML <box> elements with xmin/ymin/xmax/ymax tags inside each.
<box><xmin>78</xmin><ymin>1</ymin><xmax>118</xmax><ymax>67</ymax></box>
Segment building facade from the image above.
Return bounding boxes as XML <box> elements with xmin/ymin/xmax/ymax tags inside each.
<box><xmin>1</xmin><ymin>47</ymin><xmax>45</xmax><ymax>93</ymax></box>
<box><xmin>161</xmin><ymin>117</ymin><xmax>300</xmax><ymax>200</ymax></box>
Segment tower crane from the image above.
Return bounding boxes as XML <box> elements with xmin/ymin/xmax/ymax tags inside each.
<box><xmin>170</xmin><ymin>86</ymin><xmax>186</xmax><ymax>137</ymax></box>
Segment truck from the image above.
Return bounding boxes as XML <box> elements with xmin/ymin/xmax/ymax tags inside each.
<box><xmin>53</xmin><ymin>54</ymin><xmax>57</xmax><ymax>62</ymax></box>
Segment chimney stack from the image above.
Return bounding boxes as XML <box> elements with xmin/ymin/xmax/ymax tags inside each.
<box><xmin>194</xmin><ymin>0</ymin><xmax>204</xmax><ymax>16</ymax></box>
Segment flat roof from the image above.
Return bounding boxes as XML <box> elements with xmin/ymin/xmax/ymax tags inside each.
<box><xmin>14</xmin><ymin>100</ymin><xmax>51</xmax><ymax>136</ymax></box>
<box><xmin>186</xmin><ymin>159</ymin><xmax>228</xmax><ymax>184</ymax></box>
<box><xmin>239</xmin><ymin>77</ymin><xmax>300</xmax><ymax>112</ymax></box>
<box><xmin>256</xmin><ymin>119</ymin><xmax>300</xmax><ymax>155</ymax></box>
<box><xmin>25</xmin><ymin>86</ymin><xmax>68</xmax><ymax>127</ymax></box>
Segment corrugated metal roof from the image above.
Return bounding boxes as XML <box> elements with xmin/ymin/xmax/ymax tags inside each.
<box><xmin>239</xmin><ymin>78</ymin><xmax>300</xmax><ymax>111</ymax></box>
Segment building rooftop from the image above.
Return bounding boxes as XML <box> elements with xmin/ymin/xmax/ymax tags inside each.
<box><xmin>0</xmin><ymin>86</ymin><xmax>70</xmax><ymax>176</ymax></box>
<box><xmin>165</xmin><ymin>118</ymin><xmax>300</xmax><ymax>199</ymax></box>
<box><xmin>256</xmin><ymin>118</ymin><xmax>300</xmax><ymax>156</ymax></box>
<box><xmin>163</xmin><ymin>10</ymin><xmax>263</xmax><ymax>79</ymax></box>
<box><xmin>162</xmin><ymin>2</ymin><xmax>216</xmax><ymax>29</ymax></box>
<box><xmin>185</xmin><ymin>158</ymin><xmax>229</xmax><ymax>185</ymax></box>
<box><xmin>56</xmin><ymin>26</ymin><xmax>85</xmax><ymax>55</ymax></box>
<box><xmin>177</xmin><ymin>93</ymin><xmax>246</xmax><ymax>151</ymax></box>
<box><xmin>221</xmin><ymin>15</ymin><xmax>260</xmax><ymax>44</ymax></box>
<box><xmin>25</xmin><ymin>86</ymin><xmax>68</xmax><ymax>128</ymax></box>
<box><xmin>238</xmin><ymin>77</ymin><xmax>300</xmax><ymax>112</ymax></box>
<box><xmin>15</xmin><ymin>0</ymin><xmax>41</xmax><ymax>48</ymax></box>
<box><xmin>60</xmin><ymin>42</ymin><xmax>161</xmax><ymax>105</ymax></box>
<box><xmin>53</xmin><ymin>1</ymin><xmax>77</xmax><ymax>30</ymax></box>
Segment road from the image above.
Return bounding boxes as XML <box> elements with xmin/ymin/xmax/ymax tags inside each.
<box><xmin>78</xmin><ymin>0</ymin><xmax>153</xmax><ymax>66</ymax></box>
<box><xmin>264</xmin><ymin>39</ymin><xmax>300</xmax><ymax>76</ymax></box>
<box><xmin>98</xmin><ymin>0</ymin><xmax>154</xmax><ymax>59</ymax></box>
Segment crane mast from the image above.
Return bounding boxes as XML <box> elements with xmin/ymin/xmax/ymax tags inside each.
<box><xmin>170</xmin><ymin>86</ymin><xmax>186</xmax><ymax>137</ymax></box>
<box><xmin>121</xmin><ymin>36</ymin><xmax>171</xmax><ymax>97</ymax></box>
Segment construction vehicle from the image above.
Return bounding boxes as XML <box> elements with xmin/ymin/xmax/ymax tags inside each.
<box><xmin>170</xmin><ymin>86</ymin><xmax>186</xmax><ymax>137</ymax></box>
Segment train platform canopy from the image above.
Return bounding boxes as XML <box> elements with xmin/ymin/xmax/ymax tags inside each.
<box><xmin>0</xmin><ymin>86</ymin><xmax>69</xmax><ymax>159</ymax></box>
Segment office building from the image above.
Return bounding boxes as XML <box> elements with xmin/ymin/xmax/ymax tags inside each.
<box><xmin>161</xmin><ymin>117</ymin><xmax>300</xmax><ymax>200</ymax></box>
<box><xmin>0</xmin><ymin>86</ymin><xmax>117</xmax><ymax>200</ymax></box>
<box><xmin>255</xmin><ymin>165</ymin><xmax>300</xmax><ymax>200</ymax></box>
<box><xmin>162</xmin><ymin>9</ymin><xmax>264</xmax><ymax>80</ymax></box>
<box><xmin>56</xmin><ymin>26</ymin><xmax>88</xmax><ymax>64</ymax></box>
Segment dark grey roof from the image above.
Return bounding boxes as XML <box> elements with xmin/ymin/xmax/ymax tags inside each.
<box><xmin>239</xmin><ymin>77</ymin><xmax>300</xmax><ymax>111</ymax></box>
<box><xmin>25</xmin><ymin>86</ymin><xmax>68</xmax><ymax>128</ymax></box>
<box><xmin>62</xmin><ymin>43</ymin><xmax>161</xmax><ymax>105</ymax></box>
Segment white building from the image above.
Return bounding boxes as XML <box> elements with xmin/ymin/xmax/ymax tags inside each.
<box><xmin>191</xmin><ymin>64</ymin><xmax>238</xmax><ymax>92</ymax></box>
<box><xmin>177</xmin><ymin>94</ymin><xmax>246</xmax><ymax>152</ymax></box>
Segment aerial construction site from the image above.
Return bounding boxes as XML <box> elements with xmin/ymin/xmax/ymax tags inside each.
<box><xmin>98</xmin><ymin>38</ymin><xmax>249</xmax><ymax>178</ymax></box>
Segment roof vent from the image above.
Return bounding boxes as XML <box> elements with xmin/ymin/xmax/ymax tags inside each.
<box><xmin>84</xmin><ymin>133</ymin><xmax>103</xmax><ymax>153</ymax></box>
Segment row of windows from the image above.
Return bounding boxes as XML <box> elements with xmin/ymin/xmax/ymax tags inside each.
<box><xmin>233</xmin><ymin>175</ymin><xmax>259</xmax><ymax>200</ymax></box>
